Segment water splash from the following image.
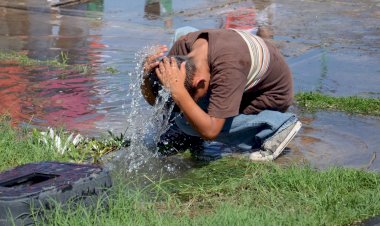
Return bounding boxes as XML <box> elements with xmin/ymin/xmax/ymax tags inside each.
<box><xmin>111</xmin><ymin>46</ymin><xmax>175</xmax><ymax>173</ymax></box>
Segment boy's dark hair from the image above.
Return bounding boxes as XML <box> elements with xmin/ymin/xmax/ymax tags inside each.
<box><xmin>177</xmin><ymin>55</ymin><xmax>197</xmax><ymax>97</ymax></box>
<box><xmin>147</xmin><ymin>55</ymin><xmax>197</xmax><ymax>98</ymax></box>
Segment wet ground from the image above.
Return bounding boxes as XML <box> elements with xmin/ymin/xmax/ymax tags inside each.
<box><xmin>0</xmin><ymin>0</ymin><xmax>379</xmax><ymax>171</ymax></box>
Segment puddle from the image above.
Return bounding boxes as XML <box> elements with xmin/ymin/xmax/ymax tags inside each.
<box><xmin>279</xmin><ymin>110</ymin><xmax>380</xmax><ymax>171</ymax></box>
<box><xmin>0</xmin><ymin>0</ymin><xmax>379</xmax><ymax>171</ymax></box>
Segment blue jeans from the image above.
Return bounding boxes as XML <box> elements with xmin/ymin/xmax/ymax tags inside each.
<box><xmin>172</xmin><ymin>100</ymin><xmax>296</xmax><ymax>160</ymax></box>
<box><xmin>175</xmin><ymin>110</ymin><xmax>296</xmax><ymax>151</ymax></box>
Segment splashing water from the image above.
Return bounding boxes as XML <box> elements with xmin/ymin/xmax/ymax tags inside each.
<box><xmin>111</xmin><ymin>46</ymin><xmax>175</xmax><ymax>173</ymax></box>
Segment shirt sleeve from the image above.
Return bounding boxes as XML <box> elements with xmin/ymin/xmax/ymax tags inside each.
<box><xmin>168</xmin><ymin>36</ymin><xmax>190</xmax><ymax>56</ymax></box>
<box><xmin>168</xmin><ymin>31</ymin><xmax>204</xmax><ymax>56</ymax></box>
<box><xmin>168</xmin><ymin>39</ymin><xmax>182</xmax><ymax>56</ymax></box>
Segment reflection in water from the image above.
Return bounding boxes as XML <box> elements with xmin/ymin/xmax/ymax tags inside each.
<box><xmin>0</xmin><ymin>66</ymin><xmax>28</xmax><ymax>121</ymax></box>
<box><xmin>316</xmin><ymin>46</ymin><xmax>328</xmax><ymax>93</ymax></box>
<box><xmin>65</xmin><ymin>0</ymin><xmax>104</xmax><ymax>12</ymax></box>
<box><xmin>144</xmin><ymin>0</ymin><xmax>173</xmax><ymax>28</ymax></box>
<box><xmin>223</xmin><ymin>7</ymin><xmax>258</xmax><ymax>33</ymax></box>
<box><xmin>0</xmin><ymin>0</ymin><xmax>106</xmax><ymax>133</ymax></box>
<box><xmin>219</xmin><ymin>1</ymin><xmax>275</xmax><ymax>38</ymax></box>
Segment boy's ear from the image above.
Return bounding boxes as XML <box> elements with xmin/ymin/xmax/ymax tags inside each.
<box><xmin>196</xmin><ymin>79</ymin><xmax>206</xmax><ymax>89</ymax></box>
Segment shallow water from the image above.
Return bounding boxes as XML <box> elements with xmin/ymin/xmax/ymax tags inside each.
<box><xmin>278</xmin><ymin>110</ymin><xmax>380</xmax><ymax>171</ymax></box>
<box><xmin>0</xmin><ymin>0</ymin><xmax>379</xmax><ymax>172</ymax></box>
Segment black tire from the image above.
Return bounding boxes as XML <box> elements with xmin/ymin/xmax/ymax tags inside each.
<box><xmin>0</xmin><ymin>161</ymin><xmax>112</xmax><ymax>226</ymax></box>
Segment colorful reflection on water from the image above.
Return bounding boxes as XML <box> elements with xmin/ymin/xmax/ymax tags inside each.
<box><xmin>0</xmin><ymin>0</ymin><xmax>106</xmax><ymax>134</ymax></box>
<box><xmin>0</xmin><ymin>64</ymin><xmax>104</xmax><ymax>131</ymax></box>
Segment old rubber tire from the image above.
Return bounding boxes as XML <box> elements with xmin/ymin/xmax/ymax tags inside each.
<box><xmin>0</xmin><ymin>161</ymin><xmax>112</xmax><ymax>226</ymax></box>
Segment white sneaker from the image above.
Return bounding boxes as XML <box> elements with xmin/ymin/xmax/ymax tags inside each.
<box><xmin>249</xmin><ymin>120</ymin><xmax>302</xmax><ymax>161</ymax></box>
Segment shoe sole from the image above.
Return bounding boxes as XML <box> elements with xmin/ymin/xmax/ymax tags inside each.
<box><xmin>271</xmin><ymin>121</ymin><xmax>302</xmax><ymax>159</ymax></box>
<box><xmin>250</xmin><ymin>121</ymin><xmax>302</xmax><ymax>161</ymax></box>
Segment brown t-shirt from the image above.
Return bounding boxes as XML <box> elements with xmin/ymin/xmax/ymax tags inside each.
<box><xmin>168</xmin><ymin>29</ymin><xmax>293</xmax><ymax>118</ymax></box>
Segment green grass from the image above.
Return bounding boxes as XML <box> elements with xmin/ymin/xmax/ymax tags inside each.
<box><xmin>1</xmin><ymin>115</ymin><xmax>380</xmax><ymax>225</ymax></box>
<box><xmin>0</xmin><ymin>50</ymin><xmax>91</xmax><ymax>74</ymax></box>
<box><xmin>0</xmin><ymin>50</ymin><xmax>121</xmax><ymax>76</ymax></box>
<box><xmin>0</xmin><ymin>115</ymin><xmax>71</xmax><ymax>171</ymax></box>
<box><xmin>167</xmin><ymin>160</ymin><xmax>380</xmax><ymax>225</ymax></box>
<box><xmin>35</xmin><ymin>159</ymin><xmax>380</xmax><ymax>226</ymax></box>
<box><xmin>296</xmin><ymin>92</ymin><xmax>380</xmax><ymax>116</ymax></box>
<box><xmin>0</xmin><ymin>115</ymin><xmax>127</xmax><ymax>171</ymax></box>
<box><xmin>0</xmin><ymin>51</ymin><xmax>35</xmax><ymax>66</ymax></box>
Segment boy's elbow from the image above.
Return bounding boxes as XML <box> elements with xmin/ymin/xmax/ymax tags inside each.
<box><xmin>200</xmin><ymin>130</ymin><xmax>219</xmax><ymax>140</ymax></box>
<box><xmin>199</xmin><ymin>117</ymin><xmax>224</xmax><ymax>140</ymax></box>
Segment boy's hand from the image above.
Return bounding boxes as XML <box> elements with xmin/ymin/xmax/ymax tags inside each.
<box><xmin>155</xmin><ymin>57</ymin><xmax>186</xmax><ymax>96</ymax></box>
<box><xmin>143</xmin><ymin>45</ymin><xmax>168</xmax><ymax>77</ymax></box>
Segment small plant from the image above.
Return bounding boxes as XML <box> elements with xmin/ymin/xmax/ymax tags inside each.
<box><xmin>78</xmin><ymin>131</ymin><xmax>130</xmax><ymax>163</ymax></box>
<box><xmin>76</xmin><ymin>64</ymin><xmax>91</xmax><ymax>74</ymax></box>
<box><xmin>60</xmin><ymin>51</ymin><xmax>69</xmax><ymax>65</ymax></box>
<box><xmin>36</xmin><ymin>127</ymin><xmax>84</xmax><ymax>155</ymax></box>
<box><xmin>35</xmin><ymin>127</ymin><xmax>130</xmax><ymax>163</ymax></box>
<box><xmin>105</xmin><ymin>66</ymin><xmax>119</xmax><ymax>74</ymax></box>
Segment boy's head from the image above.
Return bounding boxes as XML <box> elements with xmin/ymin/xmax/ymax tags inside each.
<box><xmin>147</xmin><ymin>55</ymin><xmax>197</xmax><ymax>98</ymax></box>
